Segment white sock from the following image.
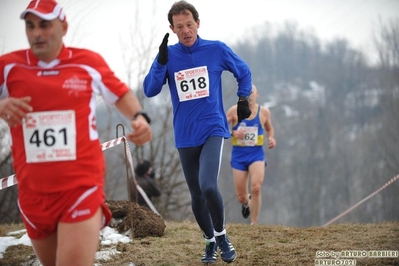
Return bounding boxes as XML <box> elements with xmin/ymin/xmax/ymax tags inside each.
<box><xmin>214</xmin><ymin>229</ymin><xmax>226</xmax><ymax>237</ymax></box>
<box><xmin>205</xmin><ymin>237</ymin><xmax>215</xmax><ymax>242</ymax></box>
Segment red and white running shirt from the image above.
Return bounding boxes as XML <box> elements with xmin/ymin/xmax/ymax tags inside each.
<box><xmin>0</xmin><ymin>46</ymin><xmax>129</xmax><ymax>192</ymax></box>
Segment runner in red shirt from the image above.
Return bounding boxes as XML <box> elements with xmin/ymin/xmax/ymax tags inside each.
<box><xmin>0</xmin><ymin>0</ymin><xmax>152</xmax><ymax>265</ymax></box>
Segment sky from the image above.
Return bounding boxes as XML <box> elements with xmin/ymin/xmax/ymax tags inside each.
<box><xmin>0</xmin><ymin>226</ymin><xmax>133</xmax><ymax>264</ymax></box>
<box><xmin>1</xmin><ymin>0</ymin><xmax>399</xmax><ymax>83</ymax></box>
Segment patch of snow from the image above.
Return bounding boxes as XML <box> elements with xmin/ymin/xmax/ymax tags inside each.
<box><xmin>0</xmin><ymin>231</ymin><xmax>32</xmax><ymax>259</ymax></box>
<box><xmin>100</xmin><ymin>227</ymin><xmax>131</xmax><ymax>245</ymax></box>
<box><xmin>95</xmin><ymin>247</ymin><xmax>121</xmax><ymax>260</ymax></box>
<box><xmin>0</xmin><ymin>226</ymin><xmax>131</xmax><ymax>262</ymax></box>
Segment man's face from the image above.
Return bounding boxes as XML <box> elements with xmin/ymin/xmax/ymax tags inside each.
<box><xmin>170</xmin><ymin>11</ymin><xmax>199</xmax><ymax>47</ymax></box>
<box><xmin>25</xmin><ymin>13</ymin><xmax>67</xmax><ymax>62</ymax></box>
<box><xmin>249</xmin><ymin>86</ymin><xmax>258</xmax><ymax>103</ymax></box>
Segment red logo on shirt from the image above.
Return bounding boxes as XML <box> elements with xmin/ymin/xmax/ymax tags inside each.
<box><xmin>91</xmin><ymin>116</ymin><xmax>97</xmax><ymax>131</ymax></box>
<box><xmin>25</xmin><ymin>115</ymin><xmax>37</xmax><ymax>128</ymax></box>
<box><xmin>176</xmin><ymin>72</ymin><xmax>185</xmax><ymax>81</ymax></box>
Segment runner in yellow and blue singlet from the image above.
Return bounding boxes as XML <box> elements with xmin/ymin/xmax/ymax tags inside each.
<box><xmin>231</xmin><ymin>104</ymin><xmax>266</xmax><ymax>170</ymax></box>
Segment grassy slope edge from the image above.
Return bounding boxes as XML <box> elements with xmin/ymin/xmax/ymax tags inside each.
<box><xmin>0</xmin><ymin>221</ymin><xmax>398</xmax><ymax>265</ymax></box>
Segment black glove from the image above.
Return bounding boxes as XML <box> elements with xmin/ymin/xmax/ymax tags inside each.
<box><xmin>158</xmin><ymin>33</ymin><xmax>169</xmax><ymax>65</ymax></box>
<box><xmin>237</xmin><ymin>100</ymin><xmax>251</xmax><ymax>122</ymax></box>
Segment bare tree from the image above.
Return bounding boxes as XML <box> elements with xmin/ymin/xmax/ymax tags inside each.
<box><xmin>373</xmin><ymin>18</ymin><xmax>399</xmax><ymax>69</ymax></box>
<box><xmin>0</xmin><ymin>121</ymin><xmax>21</xmax><ymax>223</ymax></box>
<box><xmin>363</xmin><ymin>17</ymin><xmax>399</xmax><ymax>221</ymax></box>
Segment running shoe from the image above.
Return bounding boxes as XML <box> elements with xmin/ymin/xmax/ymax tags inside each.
<box><xmin>201</xmin><ymin>241</ymin><xmax>217</xmax><ymax>263</ymax></box>
<box><xmin>216</xmin><ymin>234</ymin><xmax>237</xmax><ymax>263</ymax></box>
<box><xmin>241</xmin><ymin>204</ymin><xmax>250</xmax><ymax>219</ymax></box>
<box><xmin>241</xmin><ymin>194</ymin><xmax>251</xmax><ymax>219</ymax></box>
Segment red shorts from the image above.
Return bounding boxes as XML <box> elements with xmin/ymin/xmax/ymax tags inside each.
<box><xmin>18</xmin><ymin>185</ymin><xmax>112</xmax><ymax>240</ymax></box>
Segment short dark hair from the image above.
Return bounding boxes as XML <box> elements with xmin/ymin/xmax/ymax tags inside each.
<box><xmin>168</xmin><ymin>0</ymin><xmax>199</xmax><ymax>26</ymax></box>
<box><xmin>135</xmin><ymin>160</ymin><xmax>151</xmax><ymax>177</ymax></box>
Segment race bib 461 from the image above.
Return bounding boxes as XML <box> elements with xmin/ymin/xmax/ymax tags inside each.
<box><xmin>22</xmin><ymin>110</ymin><xmax>77</xmax><ymax>163</ymax></box>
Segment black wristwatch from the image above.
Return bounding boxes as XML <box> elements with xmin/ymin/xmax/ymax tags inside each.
<box><xmin>133</xmin><ymin>111</ymin><xmax>151</xmax><ymax>124</ymax></box>
<box><xmin>238</xmin><ymin>96</ymin><xmax>249</xmax><ymax>103</ymax></box>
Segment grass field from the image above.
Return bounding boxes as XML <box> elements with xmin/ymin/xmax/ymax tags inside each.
<box><xmin>1</xmin><ymin>221</ymin><xmax>399</xmax><ymax>265</ymax></box>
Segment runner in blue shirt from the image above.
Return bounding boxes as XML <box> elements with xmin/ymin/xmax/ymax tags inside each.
<box><xmin>143</xmin><ymin>1</ymin><xmax>252</xmax><ymax>263</ymax></box>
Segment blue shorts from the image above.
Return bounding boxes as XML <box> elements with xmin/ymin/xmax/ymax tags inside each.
<box><xmin>230</xmin><ymin>146</ymin><xmax>265</xmax><ymax>171</ymax></box>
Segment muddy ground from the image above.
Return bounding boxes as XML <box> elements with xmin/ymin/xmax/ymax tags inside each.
<box><xmin>105</xmin><ymin>200</ymin><xmax>165</xmax><ymax>238</ymax></box>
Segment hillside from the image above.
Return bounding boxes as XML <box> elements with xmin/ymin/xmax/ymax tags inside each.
<box><xmin>1</xmin><ymin>220</ymin><xmax>398</xmax><ymax>265</ymax></box>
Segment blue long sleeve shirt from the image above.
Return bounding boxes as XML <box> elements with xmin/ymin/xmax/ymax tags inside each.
<box><xmin>144</xmin><ymin>36</ymin><xmax>252</xmax><ymax>148</ymax></box>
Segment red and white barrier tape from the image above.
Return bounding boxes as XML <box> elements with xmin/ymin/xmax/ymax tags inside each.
<box><xmin>0</xmin><ymin>136</ymin><xmax>126</xmax><ymax>191</ymax></box>
<box><xmin>0</xmin><ymin>174</ymin><xmax>17</xmax><ymax>190</ymax></box>
<box><xmin>323</xmin><ymin>174</ymin><xmax>399</xmax><ymax>227</ymax></box>
<box><xmin>100</xmin><ymin>137</ymin><xmax>125</xmax><ymax>151</ymax></box>
<box><xmin>121</xmin><ymin>135</ymin><xmax>160</xmax><ymax>215</ymax></box>
<box><xmin>0</xmin><ymin>135</ymin><xmax>160</xmax><ymax>215</ymax></box>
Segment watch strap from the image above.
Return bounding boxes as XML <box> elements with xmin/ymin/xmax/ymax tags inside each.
<box><xmin>133</xmin><ymin>111</ymin><xmax>151</xmax><ymax>124</ymax></box>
